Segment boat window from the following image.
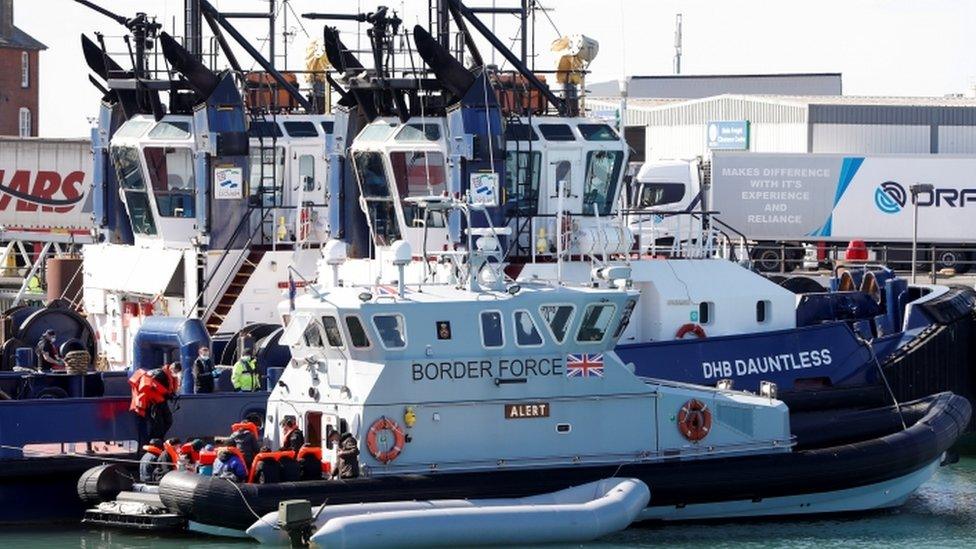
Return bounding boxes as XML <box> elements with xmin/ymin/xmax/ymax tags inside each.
<box><xmin>480</xmin><ymin>311</ymin><xmax>504</xmax><ymax>348</ymax></box>
<box><xmin>149</xmin><ymin>120</ymin><xmax>191</xmax><ymax>139</ymax></box>
<box><xmin>299</xmin><ymin>155</ymin><xmax>315</xmax><ymax>192</ymax></box>
<box><xmin>578</xmin><ymin>124</ymin><xmax>619</xmax><ymax>141</ymax></box>
<box><xmin>539</xmin><ymin>124</ymin><xmax>576</xmax><ymax>141</ymax></box>
<box><xmin>391</xmin><ymin>151</ymin><xmax>447</xmax><ymax>228</ymax></box>
<box><xmin>699</xmin><ymin>302</ymin><xmax>713</xmax><ymax>325</ymax></box>
<box><xmin>576</xmin><ymin>304</ymin><xmax>616</xmax><ymax>343</ymax></box>
<box><xmin>280</xmin><ymin>315</ymin><xmax>311</xmax><ymax>346</ymax></box>
<box><xmin>373</xmin><ymin>314</ymin><xmax>407</xmax><ymax>349</ymax></box>
<box><xmin>358</xmin><ymin>123</ymin><xmax>396</xmax><ymax>142</ymax></box>
<box><xmin>322</xmin><ymin>316</ymin><xmax>344</xmax><ymax>348</ymax></box>
<box><xmin>114</xmin><ymin>119</ymin><xmax>153</xmax><ymax>138</ymax></box>
<box><xmin>303</xmin><ymin>321</ymin><xmax>324</xmax><ymax>347</ymax></box>
<box><xmin>353</xmin><ymin>151</ymin><xmax>392</xmax><ymax>198</ymax></box>
<box><xmin>353</xmin><ymin>151</ymin><xmax>402</xmax><ymax>245</ymax></box>
<box><xmin>395</xmin><ymin>123</ymin><xmax>441</xmax><ymax>141</ymax></box>
<box><xmin>756</xmin><ymin>300</ymin><xmax>770</xmax><ymax>324</ymax></box>
<box><xmin>613</xmin><ymin>299</ymin><xmax>637</xmax><ymax>338</ymax></box>
<box><xmin>504</xmin><ymin>151</ymin><xmax>541</xmax><ymax>215</ymax></box>
<box><xmin>320</xmin><ymin>121</ymin><xmax>335</xmax><ymax>135</ymax></box>
<box><xmin>110</xmin><ymin>146</ymin><xmax>157</xmax><ymax>236</ymax></box>
<box><xmin>637</xmin><ymin>183</ymin><xmax>685</xmax><ymax>208</ymax></box>
<box><xmin>504</xmin><ymin>124</ymin><xmax>539</xmax><ymax>141</ymax></box>
<box><xmin>144</xmin><ymin>147</ymin><xmax>195</xmax><ymax>218</ymax></box>
<box><xmin>345</xmin><ymin>316</ymin><xmax>372</xmax><ymax>348</ymax></box>
<box><xmin>539</xmin><ymin>305</ymin><xmax>575</xmax><ymax>343</ymax></box>
<box><xmin>249</xmin><ymin>120</ymin><xmax>284</xmax><ymax>139</ymax></box>
<box><xmin>363</xmin><ymin>202</ymin><xmax>402</xmax><ymax>245</ymax></box>
<box><xmin>249</xmin><ymin>147</ymin><xmax>285</xmax><ymax>206</ymax></box>
<box><xmin>582</xmin><ymin>150</ymin><xmax>623</xmax><ymax>216</ymax></box>
<box><xmin>513</xmin><ymin>310</ymin><xmax>543</xmax><ymax>347</ymax></box>
<box><xmin>283</xmin><ymin>121</ymin><xmax>319</xmax><ymax>137</ymax></box>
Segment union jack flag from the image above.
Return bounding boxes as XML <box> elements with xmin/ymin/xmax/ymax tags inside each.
<box><xmin>566</xmin><ymin>354</ymin><xmax>604</xmax><ymax>378</ymax></box>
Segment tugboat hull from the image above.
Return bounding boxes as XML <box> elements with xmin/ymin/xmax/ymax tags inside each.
<box><xmin>148</xmin><ymin>392</ymin><xmax>969</xmax><ymax>533</ymax></box>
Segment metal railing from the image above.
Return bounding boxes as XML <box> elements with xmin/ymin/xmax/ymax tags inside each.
<box><xmin>747</xmin><ymin>241</ymin><xmax>976</xmax><ymax>285</ymax></box>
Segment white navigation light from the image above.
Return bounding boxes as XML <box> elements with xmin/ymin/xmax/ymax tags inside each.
<box><xmin>716</xmin><ymin>379</ymin><xmax>734</xmax><ymax>391</ymax></box>
<box><xmin>759</xmin><ymin>381</ymin><xmax>778</xmax><ymax>400</ymax></box>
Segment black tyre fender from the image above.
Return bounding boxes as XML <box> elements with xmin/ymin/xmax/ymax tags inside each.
<box><xmin>77</xmin><ymin>464</ymin><xmax>133</xmax><ymax>505</ymax></box>
<box><xmin>780</xmin><ymin>276</ymin><xmax>827</xmax><ymax>295</ymax></box>
<box><xmin>35</xmin><ymin>387</ymin><xmax>69</xmax><ymax>399</ymax></box>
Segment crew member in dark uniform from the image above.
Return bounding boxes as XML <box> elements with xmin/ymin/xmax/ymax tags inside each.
<box><xmin>35</xmin><ymin>329</ymin><xmax>65</xmax><ymax>371</ymax></box>
<box><xmin>192</xmin><ymin>346</ymin><xmax>216</xmax><ymax>394</ymax></box>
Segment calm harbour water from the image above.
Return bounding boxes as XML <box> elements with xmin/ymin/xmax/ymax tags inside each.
<box><xmin>2</xmin><ymin>458</ymin><xmax>975</xmax><ymax>548</ymax></box>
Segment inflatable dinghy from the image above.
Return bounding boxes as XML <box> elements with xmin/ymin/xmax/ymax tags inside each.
<box><xmin>247</xmin><ymin>477</ymin><xmax>650</xmax><ymax>547</ymax></box>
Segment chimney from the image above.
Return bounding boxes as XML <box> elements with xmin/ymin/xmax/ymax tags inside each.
<box><xmin>0</xmin><ymin>0</ymin><xmax>13</xmax><ymax>39</ymax></box>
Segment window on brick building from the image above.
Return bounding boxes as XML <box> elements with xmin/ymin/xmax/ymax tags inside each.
<box><xmin>19</xmin><ymin>108</ymin><xmax>31</xmax><ymax>137</ymax></box>
<box><xmin>21</xmin><ymin>52</ymin><xmax>29</xmax><ymax>88</ymax></box>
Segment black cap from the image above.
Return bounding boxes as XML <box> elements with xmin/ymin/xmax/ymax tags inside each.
<box><xmin>43</xmin><ymin>329</ymin><xmax>56</xmax><ymax>337</ymax></box>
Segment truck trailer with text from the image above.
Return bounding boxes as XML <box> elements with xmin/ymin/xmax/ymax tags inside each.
<box><xmin>632</xmin><ymin>152</ymin><xmax>976</xmax><ymax>272</ymax></box>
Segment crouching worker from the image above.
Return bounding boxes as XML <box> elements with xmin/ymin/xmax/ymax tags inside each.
<box><xmin>328</xmin><ymin>431</ymin><xmax>360</xmax><ymax>480</ymax></box>
<box><xmin>139</xmin><ymin>438</ymin><xmax>165</xmax><ymax>482</ymax></box>
<box><xmin>213</xmin><ymin>443</ymin><xmax>247</xmax><ymax>482</ymax></box>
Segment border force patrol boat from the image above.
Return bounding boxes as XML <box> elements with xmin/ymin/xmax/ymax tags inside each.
<box><xmin>135</xmin><ymin>221</ymin><xmax>968</xmax><ymax>535</ymax></box>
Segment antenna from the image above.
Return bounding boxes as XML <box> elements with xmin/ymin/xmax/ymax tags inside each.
<box><xmin>673</xmin><ymin>13</ymin><xmax>682</xmax><ymax>75</ymax></box>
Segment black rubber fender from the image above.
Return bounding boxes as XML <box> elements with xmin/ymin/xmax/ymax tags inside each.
<box><xmin>77</xmin><ymin>464</ymin><xmax>134</xmax><ymax>505</ymax></box>
<box><xmin>779</xmin><ymin>276</ymin><xmax>827</xmax><ymax>294</ymax></box>
<box><xmin>159</xmin><ymin>392</ymin><xmax>970</xmax><ymax>532</ymax></box>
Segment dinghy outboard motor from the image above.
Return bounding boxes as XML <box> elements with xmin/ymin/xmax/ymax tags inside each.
<box><xmin>277</xmin><ymin>499</ymin><xmax>324</xmax><ymax>547</ymax></box>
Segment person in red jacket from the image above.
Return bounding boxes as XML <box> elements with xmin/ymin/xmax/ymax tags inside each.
<box><xmin>129</xmin><ymin>363</ymin><xmax>182</xmax><ymax>442</ymax></box>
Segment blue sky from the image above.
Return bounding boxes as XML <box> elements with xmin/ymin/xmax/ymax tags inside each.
<box><xmin>17</xmin><ymin>0</ymin><xmax>976</xmax><ymax>136</ymax></box>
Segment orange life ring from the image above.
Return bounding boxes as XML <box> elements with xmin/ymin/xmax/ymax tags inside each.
<box><xmin>675</xmin><ymin>323</ymin><xmax>706</xmax><ymax>340</ymax></box>
<box><xmin>366</xmin><ymin>417</ymin><xmax>406</xmax><ymax>464</ymax></box>
<box><xmin>677</xmin><ymin>398</ymin><xmax>712</xmax><ymax>442</ymax></box>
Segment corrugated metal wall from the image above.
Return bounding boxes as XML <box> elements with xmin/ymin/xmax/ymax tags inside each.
<box><xmin>811</xmin><ymin>124</ymin><xmax>930</xmax><ymax>154</ymax></box>
<box><xmin>635</xmin><ymin>97</ymin><xmax>809</xmax><ymax>160</ymax></box>
<box><xmin>938</xmin><ymin>126</ymin><xmax>976</xmax><ymax>154</ymax></box>
<box><xmin>635</xmin><ymin>96</ymin><xmax>807</xmax><ymax>126</ymax></box>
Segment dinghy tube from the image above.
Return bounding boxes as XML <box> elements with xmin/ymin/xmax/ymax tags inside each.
<box><xmin>247</xmin><ymin>477</ymin><xmax>649</xmax><ymax>547</ymax></box>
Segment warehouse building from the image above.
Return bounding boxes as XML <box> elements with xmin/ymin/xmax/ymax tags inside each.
<box><xmin>588</xmin><ymin>73</ymin><xmax>843</xmax><ymax>99</ymax></box>
<box><xmin>591</xmin><ymin>94</ymin><xmax>976</xmax><ymax>162</ymax></box>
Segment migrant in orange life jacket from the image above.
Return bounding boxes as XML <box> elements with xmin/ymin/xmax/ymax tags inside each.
<box><xmin>128</xmin><ymin>365</ymin><xmax>179</xmax><ymax>417</ymax></box>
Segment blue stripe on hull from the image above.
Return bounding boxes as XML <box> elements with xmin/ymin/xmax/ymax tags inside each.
<box><xmin>616</xmin><ymin>322</ymin><xmax>907</xmax><ymax>392</ymax></box>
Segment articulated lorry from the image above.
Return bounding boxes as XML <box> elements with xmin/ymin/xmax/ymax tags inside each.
<box><xmin>0</xmin><ymin>137</ymin><xmax>95</xmax><ymax>244</ymax></box>
<box><xmin>633</xmin><ymin>153</ymin><xmax>976</xmax><ymax>272</ymax></box>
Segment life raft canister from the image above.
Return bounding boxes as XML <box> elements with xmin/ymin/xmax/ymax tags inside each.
<box><xmin>677</xmin><ymin>398</ymin><xmax>712</xmax><ymax>442</ymax></box>
<box><xmin>367</xmin><ymin>417</ymin><xmax>406</xmax><ymax>464</ymax></box>
<box><xmin>675</xmin><ymin>323</ymin><xmax>706</xmax><ymax>340</ymax></box>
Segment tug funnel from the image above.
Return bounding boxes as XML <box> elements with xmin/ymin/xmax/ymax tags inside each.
<box><xmin>159</xmin><ymin>32</ymin><xmax>220</xmax><ymax>99</ymax></box>
<box><xmin>413</xmin><ymin>25</ymin><xmax>475</xmax><ymax>98</ymax></box>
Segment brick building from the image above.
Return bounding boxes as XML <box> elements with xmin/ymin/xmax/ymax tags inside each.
<box><xmin>0</xmin><ymin>0</ymin><xmax>45</xmax><ymax>137</ymax></box>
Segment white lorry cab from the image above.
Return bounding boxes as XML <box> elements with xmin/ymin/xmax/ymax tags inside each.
<box><xmin>633</xmin><ymin>153</ymin><xmax>976</xmax><ymax>272</ymax></box>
